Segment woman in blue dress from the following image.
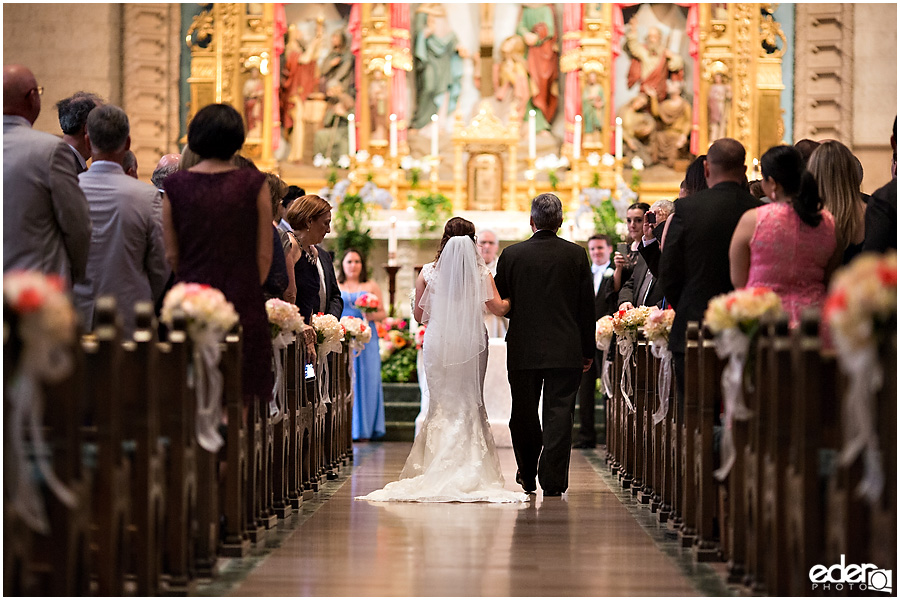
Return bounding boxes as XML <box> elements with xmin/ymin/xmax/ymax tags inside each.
<box><xmin>338</xmin><ymin>248</ymin><xmax>387</xmax><ymax>441</ymax></box>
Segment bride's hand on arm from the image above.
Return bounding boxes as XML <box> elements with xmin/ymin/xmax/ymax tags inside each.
<box><xmin>485</xmin><ymin>274</ymin><xmax>510</xmax><ymax>316</ymax></box>
<box><xmin>413</xmin><ymin>271</ymin><xmax>427</xmax><ymax>324</ymax></box>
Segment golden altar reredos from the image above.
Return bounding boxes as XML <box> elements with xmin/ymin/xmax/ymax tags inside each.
<box><xmin>186</xmin><ymin>3</ymin><xmax>786</xmax><ymax>210</ymax></box>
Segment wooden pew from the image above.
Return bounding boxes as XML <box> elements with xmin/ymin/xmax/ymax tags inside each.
<box><xmin>677</xmin><ymin>322</ymin><xmax>700</xmax><ymax>548</ymax></box>
<box><xmin>300</xmin><ymin>350</ymin><xmax>317</xmax><ymax>498</ymax></box>
<box><xmin>272</xmin><ymin>342</ymin><xmax>294</xmax><ymax>519</ymax></box>
<box><xmin>868</xmin><ymin>328</ymin><xmax>897</xmax><ymax>579</ymax></box>
<box><xmin>220</xmin><ymin>327</ymin><xmax>251</xmax><ymax>557</ymax></box>
<box><xmin>665</xmin><ymin>355</ymin><xmax>683</xmax><ymax>533</ymax></box>
<box><xmin>632</xmin><ymin>338</ymin><xmax>648</xmax><ymax>499</ymax></box>
<box><xmin>693</xmin><ymin>324</ymin><xmax>722</xmax><ymax>562</ymax></box>
<box><xmin>648</xmin><ymin>346</ymin><xmax>663</xmax><ymax>513</ymax></box>
<box><xmin>83</xmin><ymin>298</ymin><xmax>131</xmax><ymax>596</ymax></box>
<box><xmin>121</xmin><ymin>303</ymin><xmax>166</xmax><ymax>594</ymax></box>
<box><xmin>285</xmin><ymin>337</ymin><xmax>304</xmax><ymax>510</ymax></box>
<box><xmin>620</xmin><ymin>343</ymin><xmax>635</xmax><ymax>490</ymax></box>
<box><xmin>158</xmin><ymin>311</ymin><xmax>198</xmax><ymax>593</ymax></box>
<box><xmin>341</xmin><ymin>346</ymin><xmax>354</xmax><ymax>463</ymax></box>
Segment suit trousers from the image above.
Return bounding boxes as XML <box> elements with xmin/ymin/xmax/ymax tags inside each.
<box><xmin>508</xmin><ymin>367</ymin><xmax>582</xmax><ymax>493</ymax></box>
<box><xmin>575</xmin><ymin>360</ymin><xmax>599</xmax><ymax>446</ymax></box>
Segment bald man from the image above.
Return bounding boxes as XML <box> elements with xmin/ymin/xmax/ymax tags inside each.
<box><xmin>3</xmin><ymin>64</ymin><xmax>91</xmax><ymax>285</ymax></box>
<box><xmin>150</xmin><ymin>153</ymin><xmax>180</xmax><ymax>192</ymax></box>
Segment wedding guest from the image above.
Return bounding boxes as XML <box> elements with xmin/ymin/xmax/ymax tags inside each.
<box><xmin>279</xmin><ymin>185</ymin><xmax>305</xmax><ymax>234</ymax></box>
<box><xmin>56</xmin><ymin>91</ymin><xmax>103</xmax><ymax>174</ymax></box>
<box><xmin>285</xmin><ymin>194</ymin><xmax>343</xmax><ymax>322</ymax></box>
<box><xmin>807</xmin><ymin>140</ymin><xmax>866</xmax><ymax>264</ymax></box>
<box><xmin>637</xmin><ymin>198</ymin><xmax>675</xmax><ymax>278</ymax></box>
<box><xmin>122</xmin><ymin>150</ymin><xmax>138</xmax><ymax>179</ymax></box>
<box><xmin>477</xmin><ymin>228</ymin><xmax>507</xmax><ymax>338</ymax></box>
<box><xmin>262</xmin><ymin>172</ymin><xmax>290</xmax><ymax>301</ymax></box>
<box><xmin>338</xmin><ymin>248</ymin><xmax>387</xmax><ymax>441</ymax></box>
<box><xmin>863</xmin><ymin>117</ymin><xmax>897</xmax><ymax>253</ymax></box>
<box><xmin>151</xmin><ymin>153</ymin><xmax>180</xmax><ymax>192</ymax></box>
<box><xmin>3</xmin><ymin>64</ymin><xmax>91</xmax><ymax>286</ymax></box>
<box><xmin>162</xmin><ymin>103</ymin><xmax>274</xmax><ymax>408</ymax></box>
<box><xmin>729</xmin><ymin>144</ymin><xmax>840</xmax><ymax>326</ymax></box>
<box><xmin>794</xmin><ymin>138</ymin><xmax>820</xmax><ymax>169</ymax></box>
<box><xmin>680</xmin><ymin>154</ymin><xmax>708</xmax><ymax>198</ymax></box>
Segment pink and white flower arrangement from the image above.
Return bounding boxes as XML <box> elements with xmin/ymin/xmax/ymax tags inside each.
<box><xmin>265</xmin><ymin>298</ymin><xmax>305</xmax><ymax>339</ymax></box>
<box><xmin>612</xmin><ymin>305</ymin><xmax>654</xmax><ymax>339</ymax></box>
<box><xmin>823</xmin><ymin>252</ymin><xmax>896</xmax><ymax>352</ymax></box>
<box><xmin>642</xmin><ymin>307</ymin><xmax>675</xmax><ymax>343</ymax></box>
<box><xmin>161</xmin><ymin>282</ymin><xmax>239</xmax><ymax>338</ymax></box>
<box><xmin>595</xmin><ymin>315</ymin><xmax>615</xmax><ymax>352</ymax></box>
<box><xmin>4</xmin><ymin>270</ymin><xmax>78</xmax><ymax>348</ymax></box>
<box><xmin>355</xmin><ymin>292</ymin><xmax>381</xmax><ymax>314</ymax></box>
<box><xmin>312</xmin><ymin>312</ymin><xmax>344</xmax><ymax>355</ymax></box>
<box><xmin>704</xmin><ymin>287</ymin><xmax>783</xmax><ymax>335</ymax></box>
<box><xmin>340</xmin><ymin>316</ymin><xmax>372</xmax><ymax>352</ymax></box>
<box><xmin>414</xmin><ymin>324</ymin><xmax>426</xmax><ymax>350</ymax></box>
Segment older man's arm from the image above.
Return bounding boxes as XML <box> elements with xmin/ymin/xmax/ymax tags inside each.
<box><xmin>49</xmin><ymin>140</ymin><xmax>91</xmax><ymax>281</ymax></box>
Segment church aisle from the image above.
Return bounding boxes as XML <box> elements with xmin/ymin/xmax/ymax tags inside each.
<box><xmin>229</xmin><ymin>443</ymin><xmax>714</xmax><ymax>597</ymax></box>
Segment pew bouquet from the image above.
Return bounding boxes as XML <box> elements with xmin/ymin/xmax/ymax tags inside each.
<box><xmin>3</xmin><ymin>270</ymin><xmax>80</xmax><ymax>534</ymax></box>
<box><xmin>612</xmin><ymin>305</ymin><xmax>653</xmax><ymax>341</ymax></box>
<box><xmin>704</xmin><ymin>286</ymin><xmax>783</xmax><ymax>336</ymax></box>
<box><xmin>643</xmin><ymin>307</ymin><xmax>676</xmax><ymax>425</ymax></box>
<box><xmin>642</xmin><ymin>307</ymin><xmax>675</xmax><ymax>343</ymax></box>
<box><xmin>595</xmin><ymin>315</ymin><xmax>615</xmax><ymax>352</ymax></box>
<box><xmin>340</xmin><ymin>316</ymin><xmax>372</xmax><ymax>353</ymax></box>
<box><xmin>312</xmin><ymin>313</ymin><xmax>345</xmax><ymax>356</ymax></box>
<box><xmin>161</xmin><ymin>282</ymin><xmax>239</xmax><ymax>337</ymax></box>
<box><xmin>823</xmin><ymin>251</ymin><xmax>896</xmax><ymax>504</ymax></box>
<box><xmin>265</xmin><ymin>298</ymin><xmax>305</xmax><ymax>339</ymax></box>
<box><xmin>355</xmin><ymin>292</ymin><xmax>381</xmax><ymax>314</ymax></box>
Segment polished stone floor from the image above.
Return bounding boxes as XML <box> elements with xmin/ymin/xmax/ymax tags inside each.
<box><xmin>196</xmin><ymin>442</ymin><xmax>732</xmax><ymax>597</ymax></box>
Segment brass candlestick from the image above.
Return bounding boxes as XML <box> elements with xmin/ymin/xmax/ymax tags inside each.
<box><xmin>383</xmin><ymin>264</ymin><xmax>401</xmax><ymax>317</ymax></box>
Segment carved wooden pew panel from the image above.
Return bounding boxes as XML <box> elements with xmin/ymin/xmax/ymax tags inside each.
<box><xmin>678</xmin><ymin>322</ymin><xmax>700</xmax><ymax>548</ymax></box>
<box><xmin>221</xmin><ymin>327</ymin><xmax>251</xmax><ymax>558</ymax></box>
<box><xmin>693</xmin><ymin>324</ymin><xmax>722</xmax><ymax>562</ymax></box>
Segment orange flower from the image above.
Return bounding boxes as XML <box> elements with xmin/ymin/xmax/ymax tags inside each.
<box><xmin>15</xmin><ymin>287</ymin><xmax>44</xmax><ymax>313</ymax></box>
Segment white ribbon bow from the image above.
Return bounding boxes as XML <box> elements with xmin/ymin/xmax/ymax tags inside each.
<box><xmin>191</xmin><ymin>329</ymin><xmax>225</xmax><ymax>453</ymax></box>
<box><xmin>651</xmin><ymin>339</ymin><xmax>673</xmax><ymax>425</ymax></box>
<box><xmin>713</xmin><ymin>328</ymin><xmax>753</xmax><ymax>481</ymax></box>
<box><xmin>617</xmin><ymin>333</ymin><xmax>636</xmax><ymax>412</ymax></box>
<box><xmin>269</xmin><ymin>332</ymin><xmax>294</xmax><ymax>424</ymax></box>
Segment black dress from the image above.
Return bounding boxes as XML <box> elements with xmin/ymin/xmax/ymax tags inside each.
<box><xmin>164</xmin><ymin>167</ymin><xmax>273</xmax><ymax>400</ymax></box>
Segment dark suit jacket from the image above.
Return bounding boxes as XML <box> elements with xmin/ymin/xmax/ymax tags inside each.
<box><xmin>863</xmin><ymin>178</ymin><xmax>897</xmax><ymax>253</ymax></box>
<box><xmin>659</xmin><ymin>181</ymin><xmax>763</xmax><ymax>353</ymax></box>
<box><xmin>638</xmin><ymin>221</ymin><xmax>667</xmax><ymax>278</ymax></box>
<box><xmin>317</xmin><ymin>245</ymin><xmax>343</xmax><ymax>319</ymax></box>
<box><xmin>495</xmin><ymin>230</ymin><xmax>595</xmax><ymax>370</ymax></box>
<box><xmin>618</xmin><ymin>253</ymin><xmax>665</xmax><ymax>309</ymax></box>
<box><xmin>593</xmin><ymin>266</ymin><xmax>618</xmax><ymax>319</ymax></box>
<box><xmin>294</xmin><ymin>244</ymin><xmax>344</xmax><ymax>322</ymax></box>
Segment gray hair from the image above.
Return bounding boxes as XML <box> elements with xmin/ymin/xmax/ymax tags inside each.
<box><xmin>151</xmin><ymin>163</ymin><xmax>179</xmax><ymax>190</ymax></box>
<box><xmin>86</xmin><ymin>104</ymin><xmax>129</xmax><ymax>154</ymax></box>
<box><xmin>531</xmin><ymin>193</ymin><xmax>563</xmax><ymax>231</ymax></box>
<box><xmin>653</xmin><ymin>199</ymin><xmax>675</xmax><ymax>220</ymax></box>
<box><xmin>56</xmin><ymin>91</ymin><xmax>103</xmax><ymax>135</ymax></box>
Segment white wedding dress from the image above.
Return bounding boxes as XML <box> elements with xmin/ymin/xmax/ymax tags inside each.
<box><xmin>357</xmin><ymin>237</ymin><xmax>527</xmax><ymax>503</ymax></box>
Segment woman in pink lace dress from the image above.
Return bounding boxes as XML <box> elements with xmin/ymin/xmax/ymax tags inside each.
<box><xmin>729</xmin><ymin>145</ymin><xmax>842</xmax><ymax>326</ymax></box>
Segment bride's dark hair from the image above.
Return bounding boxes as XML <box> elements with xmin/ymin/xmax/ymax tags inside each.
<box><xmin>434</xmin><ymin>216</ymin><xmax>476</xmax><ymax>262</ymax></box>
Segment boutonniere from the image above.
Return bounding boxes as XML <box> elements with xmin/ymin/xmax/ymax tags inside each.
<box><xmin>603</xmin><ymin>268</ymin><xmax>615</xmax><ymax>279</ymax></box>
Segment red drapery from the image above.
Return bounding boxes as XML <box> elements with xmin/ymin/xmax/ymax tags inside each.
<box><xmin>611</xmin><ymin>3</ymin><xmax>700</xmax><ymax>156</ymax></box>
<box><xmin>390</xmin><ymin>3</ymin><xmax>410</xmax><ymax>148</ymax></box>
<box><xmin>562</xmin><ymin>4</ymin><xmax>582</xmax><ymax>149</ymax></box>
<box><xmin>348</xmin><ymin>4</ymin><xmax>362</xmax><ymax>153</ymax></box>
<box><xmin>273</xmin><ymin>3</ymin><xmax>288</xmax><ymax>150</ymax></box>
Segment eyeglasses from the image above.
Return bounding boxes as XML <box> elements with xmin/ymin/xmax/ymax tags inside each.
<box><xmin>26</xmin><ymin>86</ymin><xmax>43</xmax><ymax>98</ymax></box>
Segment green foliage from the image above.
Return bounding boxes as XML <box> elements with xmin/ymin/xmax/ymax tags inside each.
<box><xmin>327</xmin><ymin>169</ymin><xmax>338</xmax><ymax>187</ymax></box>
<box><xmin>333</xmin><ymin>193</ymin><xmax>374</xmax><ymax>259</ymax></box>
<box><xmin>408</xmin><ymin>167</ymin><xmax>421</xmax><ymax>189</ymax></box>
<box><xmin>593</xmin><ymin>198</ymin><xmax>622</xmax><ymax>241</ymax></box>
<box><xmin>591</xmin><ymin>172</ymin><xmax>601</xmax><ymax>188</ymax></box>
<box><xmin>413</xmin><ymin>192</ymin><xmax>452</xmax><ymax>235</ymax></box>
<box><xmin>381</xmin><ymin>346</ymin><xmax>418</xmax><ymax>383</ymax></box>
<box><xmin>548</xmin><ymin>170</ymin><xmax>560</xmax><ymax>190</ymax></box>
<box><xmin>631</xmin><ymin>169</ymin><xmax>642</xmax><ymax>190</ymax></box>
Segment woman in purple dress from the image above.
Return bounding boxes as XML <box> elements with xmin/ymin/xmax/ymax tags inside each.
<box><xmin>162</xmin><ymin>103</ymin><xmax>274</xmax><ymax>406</ymax></box>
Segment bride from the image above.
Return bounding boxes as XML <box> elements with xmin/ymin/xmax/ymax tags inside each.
<box><xmin>357</xmin><ymin>218</ymin><xmax>528</xmax><ymax>503</ymax></box>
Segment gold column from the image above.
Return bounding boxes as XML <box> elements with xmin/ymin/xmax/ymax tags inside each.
<box><xmin>260</xmin><ymin>3</ymin><xmax>275</xmax><ymax>170</ymax></box>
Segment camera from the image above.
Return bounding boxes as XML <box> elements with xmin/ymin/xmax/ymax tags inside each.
<box><xmin>646</xmin><ymin>212</ymin><xmax>657</xmax><ymax>224</ymax></box>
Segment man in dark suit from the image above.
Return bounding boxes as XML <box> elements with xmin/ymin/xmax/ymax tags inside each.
<box><xmin>658</xmin><ymin>138</ymin><xmax>763</xmax><ymax>414</ymax></box>
<box><xmin>573</xmin><ymin>234</ymin><xmax>617</xmax><ymax>448</ymax></box>
<box><xmin>56</xmin><ymin>92</ymin><xmax>103</xmax><ymax>174</ymax></box>
<box><xmin>317</xmin><ymin>245</ymin><xmax>344</xmax><ymax>319</ymax></box>
<box><xmin>495</xmin><ymin>193</ymin><xmax>596</xmax><ymax>496</ymax></box>
<box><xmin>863</xmin><ymin>116</ymin><xmax>897</xmax><ymax>254</ymax></box>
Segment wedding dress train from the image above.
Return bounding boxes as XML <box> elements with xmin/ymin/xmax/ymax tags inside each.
<box><xmin>357</xmin><ymin>239</ymin><xmax>527</xmax><ymax>504</ymax></box>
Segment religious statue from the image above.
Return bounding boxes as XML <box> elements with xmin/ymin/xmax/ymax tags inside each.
<box><xmin>623</xmin><ymin>17</ymin><xmax>684</xmax><ymax>100</ymax></box>
<box><xmin>516</xmin><ymin>3</ymin><xmax>559</xmax><ymax>133</ymax></box>
<box><xmin>707</xmin><ymin>70</ymin><xmax>732</xmax><ymax>142</ymax></box>
<box><xmin>281</xmin><ymin>21</ymin><xmax>323</xmax><ymax>161</ymax></box>
<box><xmin>242</xmin><ymin>67</ymin><xmax>264</xmax><ymax>137</ymax></box>
<box><xmin>620</xmin><ymin>93</ymin><xmax>656</xmax><ymax>164</ymax></box>
<box><xmin>581</xmin><ymin>66</ymin><xmax>605</xmax><ymax>144</ymax></box>
<box><xmin>320</xmin><ymin>30</ymin><xmax>355</xmax><ymax>97</ymax></box>
<box><xmin>313</xmin><ymin>84</ymin><xmax>355</xmax><ymax>162</ymax></box>
<box><xmin>493</xmin><ymin>35</ymin><xmax>531</xmax><ymax>122</ymax></box>
<box><xmin>648</xmin><ymin>79</ymin><xmax>692</xmax><ymax>168</ymax></box>
<box><xmin>410</xmin><ymin>4</ymin><xmax>465</xmax><ymax>131</ymax></box>
<box><xmin>369</xmin><ymin>66</ymin><xmax>389</xmax><ymax>142</ymax></box>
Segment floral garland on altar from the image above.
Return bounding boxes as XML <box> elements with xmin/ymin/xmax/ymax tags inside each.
<box><xmin>704</xmin><ymin>286</ymin><xmax>783</xmax><ymax>481</ymax></box>
<box><xmin>3</xmin><ymin>271</ymin><xmax>80</xmax><ymax>534</ymax></box>
<box><xmin>612</xmin><ymin>305</ymin><xmax>653</xmax><ymax>411</ymax></box>
<box><xmin>643</xmin><ymin>307</ymin><xmax>675</xmax><ymax>425</ymax></box>
<box><xmin>823</xmin><ymin>251</ymin><xmax>897</xmax><ymax>504</ymax></box>
<box><xmin>161</xmin><ymin>282</ymin><xmax>239</xmax><ymax>453</ymax></box>
<box><xmin>266</xmin><ymin>298</ymin><xmax>305</xmax><ymax>423</ymax></box>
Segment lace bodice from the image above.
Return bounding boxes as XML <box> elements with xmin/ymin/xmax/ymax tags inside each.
<box><xmin>421</xmin><ymin>260</ymin><xmax>490</xmax><ymax>286</ymax></box>
<box><xmin>746</xmin><ymin>202</ymin><xmax>836</xmax><ymax>325</ymax></box>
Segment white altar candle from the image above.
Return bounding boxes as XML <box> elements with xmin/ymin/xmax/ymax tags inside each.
<box><xmin>430</xmin><ymin>114</ymin><xmax>439</xmax><ymax>157</ymax></box>
<box><xmin>573</xmin><ymin>114</ymin><xmax>582</xmax><ymax>160</ymax></box>
<box><xmin>388</xmin><ymin>216</ymin><xmax>398</xmax><ymax>266</ymax></box>
<box><xmin>389</xmin><ymin>114</ymin><xmax>397</xmax><ymax>158</ymax></box>
<box><xmin>348</xmin><ymin>113</ymin><xmax>356</xmax><ymax>157</ymax></box>
<box><xmin>615</xmin><ymin>117</ymin><xmax>623</xmax><ymax>160</ymax></box>
<box><xmin>529</xmin><ymin>109</ymin><xmax>537</xmax><ymax>159</ymax></box>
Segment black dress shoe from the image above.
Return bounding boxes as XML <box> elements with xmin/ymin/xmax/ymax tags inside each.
<box><xmin>543</xmin><ymin>489</ymin><xmax>564</xmax><ymax>497</ymax></box>
<box><xmin>515</xmin><ymin>470</ymin><xmax>536</xmax><ymax>493</ymax></box>
<box><xmin>572</xmin><ymin>441</ymin><xmax>595</xmax><ymax>449</ymax></box>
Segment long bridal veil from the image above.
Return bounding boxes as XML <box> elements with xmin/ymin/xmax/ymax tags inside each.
<box><xmin>357</xmin><ymin>236</ymin><xmax>527</xmax><ymax>503</ymax></box>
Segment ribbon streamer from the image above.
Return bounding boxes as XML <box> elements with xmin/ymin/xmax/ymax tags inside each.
<box><xmin>600</xmin><ymin>349</ymin><xmax>613</xmax><ymax>398</ymax></box>
<box><xmin>713</xmin><ymin>328</ymin><xmax>753</xmax><ymax>481</ymax></box>
<box><xmin>617</xmin><ymin>334</ymin><xmax>635</xmax><ymax>412</ymax></box>
<box><xmin>192</xmin><ymin>330</ymin><xmax>225</xmax><ymax>453</ymax></box>
<box><xmin>651</xmin><ymin>340</ymin><xmax>672</xmax><ymax>425</ymax></box>
<box><xmin>317</xmin><ymin>352</ymin><xmax>331</xmax><ymax>405</ymax></box>
<box><xmin>836</xmin><ymin>343</ymin><xmax>885</xmax><ymax>505</ymax></box>
<box><xmin>8</xmin><ymin>338</ymin><xmax>78</xmax><ymax>534</ymax></box>
<box><xmin>269</xmin><ymin>332</ymin><xmax>293</xmax><ymax>424</ymax></box>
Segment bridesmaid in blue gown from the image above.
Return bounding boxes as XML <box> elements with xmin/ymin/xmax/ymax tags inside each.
<box><xmin>338</xmin><ymin>249</ymin><xmax>387</xmax><ymax>441</ymax></box>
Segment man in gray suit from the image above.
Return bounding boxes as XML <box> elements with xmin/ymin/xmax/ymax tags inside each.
<box><xmin>56</xmin><ymin>91</ymin><xmax>103</xmax><ymax>174</ymax></box>
<box><xmin>3</xmin><ymin>64</ymin><xmax>91</xmax><ymax>286</ymax></box>
<box><xmin>73</xmin><ymin>105</ymin><xmax>169</xmax><ymax>335</ymax></box>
